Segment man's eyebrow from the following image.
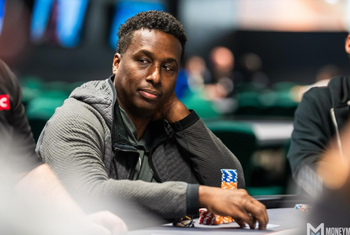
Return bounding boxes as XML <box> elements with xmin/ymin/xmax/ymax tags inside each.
<box><xmin>163</xmin><ymin>57</ymin><xmax>178</xmax><ymax>65</ymax></box>
<box><xmin>138</xmin><ymin>49</ymin><xmax>154</xmax><ymax>58</ymax></box>
<box><xmin>138</xmin><ymin>50</ymin><xmax>179</xmax><ymax>65</ymax></box>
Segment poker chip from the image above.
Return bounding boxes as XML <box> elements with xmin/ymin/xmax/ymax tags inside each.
<box><xmin>221</xmin><ymin>169</ymin><xmax>238</xmax><ymax>190</ymax></box>
<box><xmin>215</xmin><ymin>169</ymin><xmax>237</xmax><ymax>224</ymax></box>
<box><xmin>221</xmin><ymin>182</ymin><xmax>237</xmax><ymax>190</ymax></box>
<box><xmin>173</xmin><ymin>216</ymin><xmax>195</xmax><ymax>227</ymax></box>
<box><xmin>294</xmin><ymin>204</ymin><xmax>311</xmax><ymax>212</ymax></box>
<box><xmin>199</xmin><ymin>169</ymin><xmax>238</xmax><ymax>225</ymax></box>
<box><xmin>214</xmin><ymin>215</ymin><xmax>234</xmax><ymax>225</ymax></box>
<box><xmin>199</xmin><ymin>208</ymin><xmax>215</xmax><ymax>225</ymax></box>
<box><xmin>221</xmin><ymin>169</ymin><xmax>238</xmax><ymax>183</ymax></box>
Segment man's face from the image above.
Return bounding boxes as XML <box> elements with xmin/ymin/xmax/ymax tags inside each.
<box><xmin>113</xmin><ymin>29</ymin><xmax>182</xmax><ymax>118</ymax></box>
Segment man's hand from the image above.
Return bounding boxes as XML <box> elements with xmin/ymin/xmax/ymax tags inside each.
<box><xmin>199</xmin><ymin>186</ymin><xmax>269</xmax><ymax>230</ymax></box>
<box><xmin>153</xmin><ymin>92</ymin><xmax>190</xmax><ymax>123</ymax></box>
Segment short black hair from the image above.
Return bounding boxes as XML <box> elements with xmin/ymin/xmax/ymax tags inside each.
<box><xmin>117</xmin><ymin>10</ymin><xmax>187</xmax><ymax>61</ymax></box>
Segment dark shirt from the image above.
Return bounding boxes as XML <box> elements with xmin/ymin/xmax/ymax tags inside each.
<box><xmin>0</xmin><ymin>59</ymin><xmax>43</xmax><ymax>179</ymax></box>
<box><xmin>118</xmin><ymin>105</ymin><xmax>155</xmax><ymax>181</ymax></box>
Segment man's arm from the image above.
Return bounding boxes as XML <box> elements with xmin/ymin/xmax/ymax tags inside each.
<box><xmin>36</xmin><ymin>98</ymin><xmax>191</xmax><ymax>219</ymax></box>
<box><xmin>160</xmin><ymin>93</ymin><xmax>245</xmax><ymax>188</ymax></box>
<box><xmin>159</xmin><ymin>94</ymin><xmax>267</xmax><ymax>229</ymax></box>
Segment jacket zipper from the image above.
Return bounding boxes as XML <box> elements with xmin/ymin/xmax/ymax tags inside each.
<box><xmin>113</xmin><ymin>146</ymin><xmax>140</xmax><ymax>180</ymax></box>
<box><xmin>148</xmin><ymin>149</ymin><xmax>163</xmax><ymax>183</ymax></box>
<box><xmin>330</xmin><ymin>108</ymin><xmax>344</xmax><ymax>161</ymax></box>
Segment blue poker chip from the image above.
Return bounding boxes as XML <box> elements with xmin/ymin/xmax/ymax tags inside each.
<box><xmin>294</xmin><ymin>204</ymin><xmax>310</xmax><ymax>212</ymax></box>
<box><xmin>222</xmin><ymin>178</ymin><xmax>238</xmax><ymax>183</ymax></box>
<box><xmin>221</xmin><ymin>169</ymin><xmax>237</xmax><ymax>176</ymax></box>
<box><xmin>221</xmin><ymin>174</ymin><xmax>234</xmax><ymax>177</ymax></box>
<box><xmin>221</xmin><ymin>169</ymin><xmax>237</xmax><ymax>174</ymax></box>
<box><xmin>221</xmin><ymin>175</ymin><xmax>237</xmax><ymax>179</ymax></box>
<box><xmin>221</xmin><ymin>169</ymin><xmax>238</xmax><ymax>183</ymax></box>
<box><xmin>222</xmin><ymin>176</ymin><xmax>237</xmax><ymax>179</ymax></box>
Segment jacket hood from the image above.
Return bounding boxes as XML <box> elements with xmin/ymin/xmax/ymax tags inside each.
<box><xmin>69</xmin><ymin>77</ymin><xmax>116</xmax><ymax>130</ymax></box>
<box><xmin>328</xmin><ymin>76</ymin><xmax>350</xmax><ymax>108</ymax></box>
<box><xmin>69</xmin><ymin>76</ymin><xmax>168</xmax><ymax>155</ymax></box>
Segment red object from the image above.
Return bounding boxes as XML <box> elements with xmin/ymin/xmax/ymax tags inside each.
<box><xmin>199</xmin><ymin>208</ymin><xmax>215</xmax><ymax>225</ymax></box>
<box><xmin>0</xmin><ymin>95</ymin><xmax>10</xmax><ymax>110</ymax></box>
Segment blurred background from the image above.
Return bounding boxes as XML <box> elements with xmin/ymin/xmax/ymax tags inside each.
<box><xmin>1</xmin><ymin>0</ymin><xmax>350</xmax><ymax>196</ymax></box>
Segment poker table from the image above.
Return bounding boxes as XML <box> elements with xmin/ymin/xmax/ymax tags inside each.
<box><xmin>127</xmin><ymin>195</ymin><xmax>309</xmax><ymax>235</ymax></box>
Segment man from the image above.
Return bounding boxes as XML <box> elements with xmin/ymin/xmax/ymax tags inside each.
<box><xmin>0</xmin><ymin>59</ymin><xmax>127</xmax><ymax>235</ymax></box>
<box><xmin>287</xmin><ymin>34</ymin><xmax>350</xmax><ymax>197</ymax></box>
<box><xmin>37</xmin><ymin>11</ymin><xmax>268</xmax><ymax>229</ymax></box>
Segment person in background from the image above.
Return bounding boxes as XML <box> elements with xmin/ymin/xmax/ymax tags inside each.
<box><xmin>204</xmin><ymin>47</ymin><xmax>241</xmax><ymax>113</ymax></box>
<box><xmin>287</xmin><ymin>35</ymin><xmax>350</xmax><ymax>198</ymax></box>
<box><xmin>308</xmin><ymin>115</ymin><xmax>350</xmax><ymax>227</ymax></box>
<box><xmin>205</xmin><ymin>46</ymin><xmax>239</xmax><ymax>99</ymax></box>
<box><xmin>239</xmin><ymin>52</ymin><xmax>269</xmax><ymax>87</ymax></box>
<box><xmin>175</xmin><ymin>55</ymin><xmax>210</xmax><ymax>100</ymax></box>
<box><xmin>186</xmin><ymin>55</ymin><xmax>211</xmax><ymax>91</ymax></box>
<box><xmin>0</xmin><ymin>59</ymin><xmax>127</xmax><ymax>235</ymax></box>
<box><xmin>36</xmin><ymin>10</ymin><xmax>268</xmax><ymax>230</ymax></box>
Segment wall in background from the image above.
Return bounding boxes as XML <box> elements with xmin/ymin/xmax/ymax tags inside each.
<box><xmin>0</xmin><ymin>0</ymin><xmax>349</xmax><ymax>85</ymax></box>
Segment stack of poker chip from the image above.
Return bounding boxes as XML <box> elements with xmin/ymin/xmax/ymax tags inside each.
<box><xmin>294</xmin><ymin>204</ymin><xmax>311</xmax><ymax>212</ymax></box>
<box><xmin>221</xmin><ymin>169</ymin><xmax>238</xmax><ymax>189</ymax></box>
<box><xmin>199</xmin><ymin>208</ymin><xmax>215</xmax><ymax>225</ymax></box>
<box><xmin>199</xmin><ymin>169</ymin><xmax>237</xmax><ymax>225</ymax></box>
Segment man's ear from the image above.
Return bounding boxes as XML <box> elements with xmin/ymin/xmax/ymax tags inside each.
<box><xmin>112</xmin><ymin>53</ymin><xmax>122</xmax><ymax>74</ymax></box>
<box><xmin>345</xmin><ymin>34</ymin><xmax>350</xmax><ymax>54</ymax></box>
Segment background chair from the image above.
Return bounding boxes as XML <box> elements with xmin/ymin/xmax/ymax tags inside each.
<box><xmin>205</xmin><ymin>120</ymin><xmax>257</xmax><ymax>185</ymax></box>
<box><xmin>26</xmin><ymin>96</ymin><xmax>66</xmax><ymax>141</ymax></box>
<box><xmin>206</xmin><ymin>120</ymin><xmax>288</xmax><ymax>195</ymax></box>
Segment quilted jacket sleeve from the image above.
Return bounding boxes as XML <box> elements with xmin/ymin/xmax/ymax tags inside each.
<box><xmin>170</xmin><ymin>111</ymin><xmax>245</xmax><ymax>189</ymax></box>
<box><xmin>36</xmin><ymin>98</ymin><xmax>188</xmax><ymax>219</ymax></box>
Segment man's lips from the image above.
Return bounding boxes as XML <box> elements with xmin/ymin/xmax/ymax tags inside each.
<box><xmin>138</xmin><ymin>89</ymin><xmax>160</xmax><ymax>100</ymax></box>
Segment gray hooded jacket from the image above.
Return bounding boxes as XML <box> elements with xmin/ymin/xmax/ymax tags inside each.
<box><xmin>36</xmin><ymin>77</ymin><xmax>245</xmax><ymax>219</ymax></box>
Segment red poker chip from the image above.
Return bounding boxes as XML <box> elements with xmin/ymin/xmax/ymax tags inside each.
<box><xmin>199</xmin><ymin>208</ymin><xmax>215</xmax><ymax>225</ymax></box>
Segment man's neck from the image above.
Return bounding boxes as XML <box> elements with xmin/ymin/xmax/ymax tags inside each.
<box><xmin>128</xmin><ymin>114</ymin><xmax>151</xmax><ymax>140</ymax></box>
<box><xmin>117</xmin><ymin>100</ymin><xmax>152</xmax><ymax>140</ymax></box>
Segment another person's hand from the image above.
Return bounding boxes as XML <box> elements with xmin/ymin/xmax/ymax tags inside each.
<box><xmin>317</xmin><ymin>121</ymin><xmax>350</xmax><ymax>191</ymax></box>
<box><xmin>198</xmin><ymin>186</ymin><xmax>268</xmax><ymax>230</ymax></box>
<box><xmin>87</xmin><ymin>211</ymin><xmax>128</xmax><ymax>235</ymax></box>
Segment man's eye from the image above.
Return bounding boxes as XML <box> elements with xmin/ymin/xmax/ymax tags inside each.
<box><xmin>163</xmin><ymin>65</ymin><xmax>174</xmax><ymax>71</ymax></box>
<box><xmin>138</xmin><ymin>59</ymin><xmax>149</xmax><ymax>64</ymax></box>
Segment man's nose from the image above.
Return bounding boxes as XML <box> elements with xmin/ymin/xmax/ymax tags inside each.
<box><xmin>146</xmin><ymin>66</ymin><xmax>161</xmax><ymax>85</ymax></box>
